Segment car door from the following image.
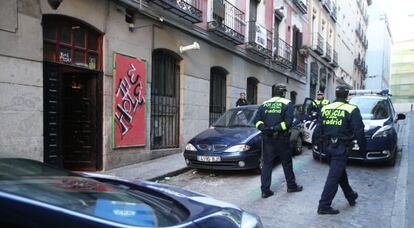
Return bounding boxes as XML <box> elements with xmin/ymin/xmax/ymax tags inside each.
<box><xmin>301</xmin><ymin>98</ymin><xmax>316</xmax><ymax>144</ymax></box>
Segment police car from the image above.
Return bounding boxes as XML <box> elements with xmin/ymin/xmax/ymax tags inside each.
<box><xmin>313</xmin><ymin>89</ymin><xmax>406</xmax><ymax>165</ymax></box>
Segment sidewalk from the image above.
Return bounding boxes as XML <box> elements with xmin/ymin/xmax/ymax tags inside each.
<box><xmin>102</xmin><ymin>152</ymin><xmax>189</xmax><ymax>181</ymax></box>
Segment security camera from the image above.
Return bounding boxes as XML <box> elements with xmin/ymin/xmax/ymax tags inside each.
<box><xmin>179</xmin><ymin>42</ymin><xmax>200</xmax><ymax>53</ymax></box>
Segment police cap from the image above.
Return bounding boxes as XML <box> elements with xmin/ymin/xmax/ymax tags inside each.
<box><xmin>273</xmin><ymin>83</ymin><xmax>287</xmax><ymax>97</ymax></box>
<box><xmin>335</xmin><ymin>85</ymin><xmax>350</xmax><ymax>98</ymax></box>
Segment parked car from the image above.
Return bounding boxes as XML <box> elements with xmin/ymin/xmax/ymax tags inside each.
<box><xmin>0</xmin><ymin>157</ymin><xmax>262</xmax><ymax>227</ymax></box>
<box><xmin>183</xmin><ymin>105</ymin><xmax>303</xmax><ymax>172</ymax></box>
<box><xmin>312</xmin><ymin>89</ymin><xmax>406</xmax><ymax>165</ymax></box>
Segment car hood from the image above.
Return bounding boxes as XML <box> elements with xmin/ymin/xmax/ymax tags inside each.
<box><xmin>190</xmin><ymin>127</ymin><xmax>260</xmax><ymax>145</ymax></box>
<box><xmin>82</xmin><ymin>173</ymin><xmax>244</xmax><ymax>226</ymax></box>
<box><xmin>363</xmin><ymin>118</ymin><xmax>391</xmax><ymax>137</ymax></box>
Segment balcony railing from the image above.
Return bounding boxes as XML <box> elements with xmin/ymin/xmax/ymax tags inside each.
<box><xmin>330</xmin><ymin>5</ymin><xmax>337</xmax><ymax>22</ymax></box>
<box><xmin>313</xmin><ymin>33</ymin><xmax>324</xmax><ymax>55</ymax></box>
<box><xmin>273</xmin><ymin>38</ymin><xmax>292</xmax><ymax>68</ymax></box>
<box><xmin>295</xmin><ymin>53</ymin><xmax>307</xmax><ymax>76</ymax></box>
<box><xmin>207</xmin><ymin>0</ymin><xmax>245</xmax><ymax>45</ymax></box>
<box><xmin>292</xmin><ymin>0</ymin><xmax>307</xmax><ymax>14</ymax></box>
<box><xmin>151</xmin><ymin>0</ymin><xmax>203</xmax><ymax>23</ymax></box>
<box><xmin>321</xmin><ymin>0</ymin><xmax>331</xmax><ymax>13</ymax></box>
<box><xmin>331</xmin><ymin>50</ymin><xmax>338</xmax><ymax>67</ymax></box>
<box><xmin>324</xmin><ymin>42</ymin><xmax>332</xmax><ymax>62</ymax></box>
<box><xmin>246</xmin><ymin>22</ymin><xmax>273</xmax><ymax>58</ymax></box>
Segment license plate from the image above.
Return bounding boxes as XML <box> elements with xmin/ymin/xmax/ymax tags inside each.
<box><xmin>197</xmin><ymin>156</ymin><xmax>221</xmax><ymax>162</ymax></box>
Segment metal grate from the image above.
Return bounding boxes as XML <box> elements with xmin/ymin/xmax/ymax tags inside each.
<box><xmin>209</xmin><ymin>68</ymin><xmax>227</xmax><ymax>126</ymax></box>
<box><xmin>151</xmin><ymin>50</ymin><xmax>180</xmax><ymax>149</ymax></box>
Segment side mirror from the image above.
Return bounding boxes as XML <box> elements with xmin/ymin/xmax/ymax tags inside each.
<box><xmin>397</xmin><ymin>113</ymin><xmax>406</xmax><ymax>120</ymax></box>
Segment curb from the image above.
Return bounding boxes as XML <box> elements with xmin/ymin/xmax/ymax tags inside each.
<box><xmin>147</xmin><ymin>167</ymin><xmax>191</xmax><ymax>182</ymax></box>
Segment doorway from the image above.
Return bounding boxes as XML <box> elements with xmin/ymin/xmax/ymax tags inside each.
<box><xmin>44</xmin><ymin>63</ymin><xmax>102</xmax><ymax>171</ymax></box>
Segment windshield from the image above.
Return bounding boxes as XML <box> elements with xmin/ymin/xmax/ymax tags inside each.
<box><xmin>213</xmin><ymin>108</ymin><xmax>257</xmax><ymax>127</ymax></box>
<box><xmin>0</xmin><ymin>158</ymin><xmax>188</xmax><ymax>227</ymax></box>
<box><xmin>349</xmin><ymin>97</ymin><xmax>390</xmax><ymax>120</ymax></box>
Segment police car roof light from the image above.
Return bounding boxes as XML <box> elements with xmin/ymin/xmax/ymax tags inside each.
<box><xmin>349</xmin><ymin>89</ymin><xmax>391</xmax><ymax>96</ymax></box>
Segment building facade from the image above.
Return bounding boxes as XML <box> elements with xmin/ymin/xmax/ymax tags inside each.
<box><xmin>365</xmin><ymin>0</ymin><xmax>392</xmax><ymax>90</ymax></box>
<box><xmin>390</xmin><ymin>40</ymin><xmax>414</xmax><ymax>112</ymax></box>
<box><xmin>0</xmin><ymin>0</ymin><xmax>312</xmax><ymax>171</ymax></box>
<box><xmin>333</xmin><ymin>0</ymin><xmax>371</xmax><ymax>93</ymax></box>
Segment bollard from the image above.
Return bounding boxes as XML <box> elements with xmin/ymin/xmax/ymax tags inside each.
<box><xmin>411</xmin><ymin>104</ymin><xmax>413</xmax><ymax>112</ymax></box>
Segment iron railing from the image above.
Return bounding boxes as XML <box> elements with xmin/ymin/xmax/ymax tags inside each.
<box><xmin>321</xmin><ymin>0</ymin><xmax>331</xmax><ymax>12</ymax></box>
<box><xmin>292</xmin><ymin>0</ymin><xmax>307</xmax><ymax>14</ymax></box>
<box><xmin>207</xmin><ymin>0</ymin><xmax>245</xmax><ymax>45</ymax></box>
<box><xmin>209</xmin><ymin>105</ymin><xmax>226</xmax><ymax>126</ymax></box>
<box><xmin>273</xmin><ymin>38</ymin><xmax>292</xmax><ymax>67</ymax></box>
<box><xmin>151</xmin><ymin>95</ymin><xmax>180</xmax><ymax>149</ymax></box>
<box><xmin>247</xmin><ymin>22</ymin><xmax>273</xmax><ymax>58</ymax></box>
<box><xmin>324</xmin><ymin>42</ymin><xmax>332</xmax><ymax>62</ymax></box>
<box><xmin>330</xmin><ymin>4</ymin><xmax>337</xmax><ymax>22</ymax></box>
<box><xmin>332</xmin><ymin>50</ymin><xmax>338</xmax><ymax>67</ymax></box>
<box><xmin>313</xmin><ymin>33</ymin><xmax>324</xmax><ymax>55</ymax></box>
<box><xmin>151</xmin><ymin>0</ymin><xmax>203</xmax><ymax>23</ymax></box>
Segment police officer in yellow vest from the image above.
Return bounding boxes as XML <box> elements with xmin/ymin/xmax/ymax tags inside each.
<box><xmin>312</xmin><ymin>91</ymin><xmax>330</xmax><ymax>114</ymax></box>
<box><xmin>254</xmin><ymin>84</ymin><xmax>303</xmax><ymax>198</ymax></box>
<box><xmin>313</xmin><ymin>85</ymin><xmax>366</xmax><ymax>214</ymax></box>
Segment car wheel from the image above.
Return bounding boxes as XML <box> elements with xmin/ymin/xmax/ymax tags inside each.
<box><xmin>293</xmin><ymin>136</ymin><xmax>303</xmax><ymax>155</ymax></box>
<box><xmin>253</xmin><ymin>157</ymin><xmax>263</xmax><ymax>174</ymax></box>
<box><xmin>386</xmin><ymin>150</ymin><xmax>396</xmax><ymax>166</ymax></box>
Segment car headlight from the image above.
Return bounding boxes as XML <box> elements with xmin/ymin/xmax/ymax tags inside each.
<box><xmin>372</xmin><ymin>125</ymin><xmax>392</xmax><ymax>138</ymax></box>
<box><xmin>224</xmin><ymin>144</ymin><xmax>251</xmax><ymax>152</ymax></box>
<box><xmin>185</xmin><ymin>143</ymin><xmax>197</xmax><ymax>151</ymax></box>
<box><xmin>241</xmin><ymin>211</ymin><xmax>263</xmax><ymax>228</ymax></box>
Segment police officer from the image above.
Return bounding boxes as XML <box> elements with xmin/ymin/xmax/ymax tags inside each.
<box><xmin>312</xmin><ymin>91</ymin><xmax>330</xmax><ymax>114</ymax></box>
<box><xmin>254</xmin><ymin>83</ymin><xmax>303</xmax><ymax>198</ymax></box>
<box><xmin>313</xmin><ymin>85</ymin><xmax>366</xmax><ymax>214</ymax></box>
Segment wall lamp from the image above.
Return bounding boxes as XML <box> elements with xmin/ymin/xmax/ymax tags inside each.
<box><xmin>179</xmin><ymin>42</ymin><xmax>200</xmax><ymax>53</ymax></box>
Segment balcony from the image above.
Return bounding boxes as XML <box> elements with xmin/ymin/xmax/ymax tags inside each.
<box><xmin>330</xmin><ymin>50</ymin><xmax>338</xmax><ymax>67</ymax></box>
<box><xmin>321</xmin><ymin>0</ymin><xmax>331</xmax><ymax>13</ymax></box>
<box><xmin>207</xmin><ymin>0</ymin><xmax>245</xmax><ymax>45</ymax></box>
<box><xmin>323</xmin><ymin>42</ymin><xmax>332</xmax><ymax>62</ymax></box>
<box><xmin>151</xmin><ymin>0</ymin><xmax>202</xmax><ymax>23</ymax></box>
<box><xmin>246</xmin><ymin>22</ymin><xmax>273</xmax><ymax>58</ymax></box>
<box><xmin>273</xmin><ymin>38</ymin><xmax>292</xmax><ymax>68</ymax></box>
<box><xmin>292</xmin><ymin>0</ymin><xmax>307</xmax><ymax>14</ymax></box>
<box><xmin>330</xmin><ymin>5</ymin><xmax>337</xmax><ymax>22</ymax></box>
<box><xmin>313</xmin><ymin>33</ymin><xmax>324</xmax><ymax>55</ymax></box>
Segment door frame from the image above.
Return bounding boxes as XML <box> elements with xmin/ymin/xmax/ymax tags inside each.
<box><xmin>43</xmin><ymin>61</ymin><xmax>103</xmax><ymax>171</ymax></box>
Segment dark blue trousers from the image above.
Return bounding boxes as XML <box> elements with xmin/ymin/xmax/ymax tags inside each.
<box><xmin>261</xmin><ymin>134</ymin><xmax>297</xmax><ymax>192</ymax></box>
<box><xmin>319</xmin><ymin>144</ymin><xmax>354</xmax><ymax>209</ymax></box>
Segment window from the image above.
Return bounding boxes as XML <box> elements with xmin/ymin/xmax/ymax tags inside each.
<box><xmin>247</xmin><ymin>77</ymin><xmax>258</xmax><ymax>104</ymax></box>
<box><xmin>209</xmin><ymin>67</ymin><xmax>227</xmax><ymax>125</ymax></box>
<box><xmin>42</xmin><ymin>15</ymin><xmax>102</xmax><ymax>70</ymax></box>
<box><xmin>151</xmin><ymin>49</ymin><xmax>181</xmax><ymax>149</ymax></box>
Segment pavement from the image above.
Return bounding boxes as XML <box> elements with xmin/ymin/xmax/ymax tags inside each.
<box><xmin>102</xmin><ymin>152</ymin><xmax>188</xmax><ymax>181</ymax></box>
<box><xmin>102</xmin><ymin>112</ymin><xmax>414</xmax><ymax>227</ymax></box>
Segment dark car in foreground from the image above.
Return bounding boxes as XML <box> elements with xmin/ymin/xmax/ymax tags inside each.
<box><xmin>184</xmin><ymin>105</ymin><xmax>303</xmax><ymax>172</ymax></box>
<box><xmin>313</xmin><ymin>90</ymin><xmax>406</xmax><ymax>165</ymax></box>
<box><xmin>0</xmin><ymin>157</ymin><xmax>262</xmax><ymax>227</ymax></box>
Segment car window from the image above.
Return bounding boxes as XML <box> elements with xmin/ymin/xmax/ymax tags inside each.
<box><xmin>349</xmin><ymin>97</ymin><xmax>390</xmax><ymax>120</ymax></box>
<box><xmin>213</xmin><ymin>108</ymin><xmax>257</xmax><ymax>127</ymax></box>
<box><xmin>0</xmin><ymin>159</ymin><xmax>188</xmax><ymax>227</ymax></box>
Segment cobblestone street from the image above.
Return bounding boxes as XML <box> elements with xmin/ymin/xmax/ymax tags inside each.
<box><xmin>158</xmin><ymin>115</ymin><xmax>410</xmax><ymax>227</ymax></box>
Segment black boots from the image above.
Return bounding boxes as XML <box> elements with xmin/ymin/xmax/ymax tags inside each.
<box><xmin>261</xmin><ymin>190</ymin><xmax>274</xmax><ymax>198</ymax></box>
<box><xmin>348</xmin><ymin>192</ymin><xmax>358</xmax><ymax>206</ymax></box>
<box><xmin>287</xmin><ymin>185</ymin><xmax>303</xmax><ymax>193</ymax></box>
<box><xmin>317</xmin><ymin>207</ymin><xmax>340</xmax><ymax>215</ymax></box>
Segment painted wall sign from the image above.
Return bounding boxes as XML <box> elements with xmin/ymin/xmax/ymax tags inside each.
<box><xmin>113</xmin><ymin>53</ymin><xmax>146</xmax><ymax>148</ymax></box>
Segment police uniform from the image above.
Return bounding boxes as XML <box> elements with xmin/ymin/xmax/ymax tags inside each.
<box><xmin>312</xmin><ymin>99</ymin><xmax>330</xmax><ymax>114</ymax></box>
<box><xmin>254</xmin><ymin>95</ymin><xmax>301</xmax><ymax>197</ymax></box>
<box><xmin>313</xmin><ymin>93</ymin><xmax>366</xmax><ymax>214</ymax></box>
